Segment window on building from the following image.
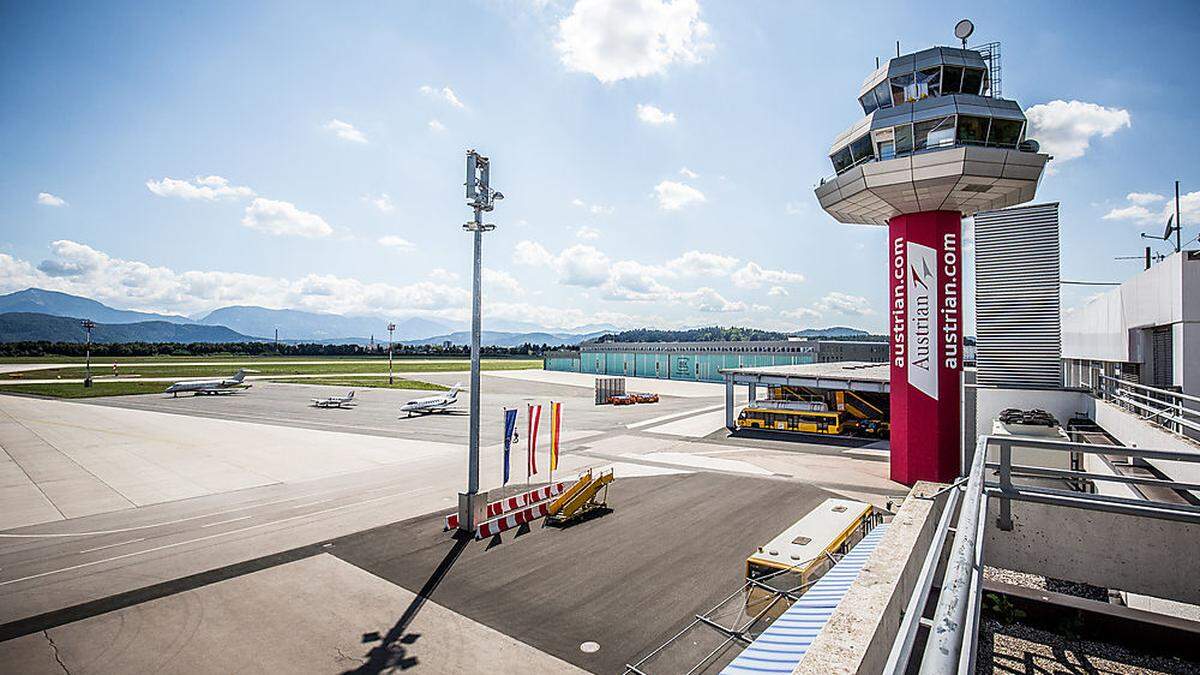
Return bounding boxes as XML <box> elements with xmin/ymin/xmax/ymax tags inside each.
<box><xmin>873</xmin><ymin>81</ymin><xmax>891</xmax><ymax>110</ymax></box>
<box><xmin>860</xmin><ymin>91</ymin><xmax>879</xmax><ymax>115</ymax></box>
<box><xmin>849</xmin><ymin>134</ymin><xmax>874</xmax><ymax>163</ymax></box>
<box><xmin>956</xmin><ymin>115</ymin><xmax>989</xmax><ymax>144</ymax></box>
<box><xmin>914</xmin><ymin>116</ymin><xmax>955</xmax><ymax>150</ymax></box>
<box><xmin>915</xmin><ymin>66</ymin><xmax>941</xmax><ymax>99</ymax></box>
<box><xmin>890</xmin><ymin>72</ymin><xmax>914</xmax><ymax>105</ymax></box>
<box><xmin>878</xmin><ymin>141</ymin><xmax>895</xmax><ymax>160</ymax></box>
<box><xmin>895</xmin><ymin>124</ymin><xmax>914</xmax><ymax>155</ymax></box>
<box><xmin>830</xmin><ymin>146</ymin><xmax>854</xmax><ymax>173</ymax></box>
<box><xmin>987</xmin><ymin>118</ymin><xmax>1023</xmax><ymax>147</ymax></box>
<box><xmin>942</xmin><ymin>65</ymin><xmax>964</xmax><ymax>94</ymax></box>
<box><xmin>961</xmin><ymin>68</ymin><xmax>984</xmax><ymax>95</ymax></box>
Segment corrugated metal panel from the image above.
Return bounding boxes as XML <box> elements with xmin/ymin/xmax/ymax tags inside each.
<box><xmin>721</xmin><ymin>524</ymin><xmax>889</xmax><ymax>674</ymax></box>
<box><xmin>974</xmin><ymin>202</ymin><xmax>1062</xmax><ymax>388</ymax></box>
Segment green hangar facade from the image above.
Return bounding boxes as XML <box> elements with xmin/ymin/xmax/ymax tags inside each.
<box><xmin>544</xmin><ymin>340</ymin><xmax>888</xmax><ymax>383</ymax></box>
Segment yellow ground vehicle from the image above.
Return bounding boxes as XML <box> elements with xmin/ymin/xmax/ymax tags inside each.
<box><xmin>736</xmin><ymin>405</ymin><xmax>852</xmax><ymax>435</ymax></box>
<box><xmin>744</xmin><ymin>498</ymin><xmax>878</xmax><ymax>617</ymax></box>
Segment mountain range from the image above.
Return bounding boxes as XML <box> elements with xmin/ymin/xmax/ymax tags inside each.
<box><xmin>0</xmin><ymin>312</ymin><xmax>255</xmax><ymax>344</ymax></box>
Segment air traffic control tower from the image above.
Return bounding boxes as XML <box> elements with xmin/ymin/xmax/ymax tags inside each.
<box><xmin>815</xmin><ymin>23</ymin><xmax>1049</xmax><ymax>484</ymax></box>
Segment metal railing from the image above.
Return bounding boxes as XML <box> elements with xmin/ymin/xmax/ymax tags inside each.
<box><xmin>1095</xmin><ymin>373</ymin><xmax>1200</xmax><ymax>438</ymax></box>
<box><xmin>888</xmin><ymin>433</ymin><xmax>1200</xmax><ymax>673</ymax></box>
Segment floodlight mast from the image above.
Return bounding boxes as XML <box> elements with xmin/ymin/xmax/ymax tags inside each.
<box><xmin>458</xmin><ymin>149</ymin><xmax>500</xmax><ymax>534</ymax></box>
<box><xmin>387</xmin><ymin>322</ymin><xmax>396</xmax><ymax>384</ymax></box>
<box><xmin>81</xmin><ymin>319</ymin><xmax>96</xmax><ymax>388</ymax></box>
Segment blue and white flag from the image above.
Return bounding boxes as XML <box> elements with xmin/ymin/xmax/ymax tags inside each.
<box><xmin>502</xmin><ymin>408</ymin><xmax>518</xmax><ymax>485</ymax></box>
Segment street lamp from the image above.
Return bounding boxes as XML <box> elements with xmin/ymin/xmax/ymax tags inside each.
<box><xmin>387</xmin><ymin>322</ymin><xmax>396</xmax><ymax>385</ymax></box>
<box><xmin>457</xmin><ymin>149</ymin><xmax>503</xmax><ymax>534</ymax></box>
<box><xmin>81</xmin><ymin>319</ymin><xmax>96</xmax><ymax>388</ymax></box>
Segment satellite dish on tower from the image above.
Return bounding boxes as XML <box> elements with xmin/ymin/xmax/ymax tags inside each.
<box><xmin>955</xmin><ymin>19</ymin><xmax>975</xmax><ymax>47</ymax></box>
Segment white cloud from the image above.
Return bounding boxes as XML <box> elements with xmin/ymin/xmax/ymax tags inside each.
<box><xmin>1127</xmin><ymin>192</ymin><xmax>1165</xmax><ymax>205</ymax></box>
<box><xmin>513</xmin><ymin>240</ymin><xmax>555</xmax><ymax>267</ymax></box>
<box><xmin>571</xmin><ymin>198</ymin><xmax>613</xmax><ymax>214</ymax></box>
<box><xmin>814</xmin><ymin>291</ymin><xmax>873</xmax><ymax>316</ymax></box>
<box><xmin>323</xmin><ymin>118</ymin><xmax>368</xmax><ymax>144</ymax></box>
<box><xmin>419</xmin><ymin>85</ymin><xmax>465</xmax><ymax>108</ymax></box>
<box><xmin>654</xmin><ymin>180</ymin><xmax>705</xmax><ymax>210</ymax></box>
<box><xmin>378</xmin><ymin>235</ymin><xmax>415</xmax><ymax>252</ymax></box>
<box><xmin>1103</xmin><ymin>190</ymin><xmax>1200</xmax><ymax>227</ymax></box>
<box><xmin>767</xmin><ymin>286</ymin><xmax>788</xmax><ymax>297</ymax></box>
<box><xmin>367</xmin><ymin>193</ymin><xmax>395</xmax><ymax>213</ymax></box>
<box><xmin>241</xmin><ymin>198</ymin><xmax>333</xmax><ymax>238</ymax></box>
<box><xmin>576</xmin><ymin>225</ymin><xmax>601</xmax><ymax>240</ymax></box>
<box><xmin>428</xmin><ymin>119</ymin><xmax>447</xmax><ymax>133</ymax></box>
<box><xmin>36</xmin><ymin>192</ymin><xmax>67</xmax><ymax>207</ymax></box>
<box><xmin>146</xmin><ymin>175</ymin><xmax>255</xmax><ymax>201</ymax></box>
<box><xmin>636</xmin><ymin>103</ymin><xmax>676</xmax><ymax>125</ymax></box>
<box><xmin>483</xmin><ymin>267</ymin><xmax>523</xmax><ymax>295</ymax></box>
<box><xmin>679</xmin><ymin>167</ymin><xmax>699</xmax><ymax>179</ymax></box>
<box><xmin>664</xmin><ymin>250</ymin><xmax>738</xmax><ymax>276</ymax></box>
<box><xmin>1024</xmin><ymin>100</ymin><xmax>1130</xmax><ymax>172</ymax></box>
<box><xmin>557</xmin><ymin>244</ymin><xmax>611</xmax><ymax>286</ymax></box>
<box><xmin>785</xmin><ymin>201</ymin><xmax>808</xmax><ymax>216</ymax></box>
<box><xmin>731</xmin><ymin>262</ymin><xmax>804</xmax><ymax>289</ymax></box>
<box><xmin>2</xmin><ymin>240</ymin><xmax>469</xmax><ymax>318</ymax></box>
<box><xmin>692</xmin><ymin>287</ymin><xmax>745</xmax><ymax>312</ymax></box>
<box><xmin>781</xmin><ymin>306</ymin><xmax>821</xmax><ymax>320</ymax></box>
<box><xmin>556</xmin><ymin>0</ymin><xmax>712</xmax><ymax>83</ymax></box>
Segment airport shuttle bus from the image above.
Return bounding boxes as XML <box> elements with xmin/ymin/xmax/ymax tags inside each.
<box><xmin>736</xmin><ymin>401</ymin><xmax>851</xmax><ymax>435</ymax></box>
<box><xmin>744</xmin><ymin>498</ymin><xmax>880</xmax><ymax>616</ymax></box>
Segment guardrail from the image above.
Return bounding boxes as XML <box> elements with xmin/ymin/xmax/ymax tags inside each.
<box><xmin>887</xmin><ymin>433</ymin><xmax>1200</xmax><ymax>673</ymax></box>
<box><xmin>1096</xmin><ymin>373</ymin><xmax>1200</xmax><ymax>438</ymax></box>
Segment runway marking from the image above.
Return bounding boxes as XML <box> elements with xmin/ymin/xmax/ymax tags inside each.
<box><xmin>200</xmin><ymin>516</ymin><xmax>252</xmax><ymax>528</ymax></box>
<box><xmin>79</xmin><ymin>538</ymin><xmax>145</xmax><ymax>554</ymax></box>
<box><xmin>0</xmin><ymin>487</ymin><xmax>434</xmax><ymax>588</ymax></box>
<box><xmin>625</xmin><ymin>404</ymin><xmax>726</xmax><ymax>429</ymax></box>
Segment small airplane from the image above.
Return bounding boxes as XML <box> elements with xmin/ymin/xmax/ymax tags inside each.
<box><xmin>311</xmin><ymin>391</ymin><xmax>356</xmax><ymax>409</ymax></box>
<box><xmin>165</xmin><ymin>370</ymin><xmax>253</xmax><ymax>397</ymax></box>
<box><xmin>400</xmin><ymin>383</ymin><xmax>463</xmax><ymax>417</ymax></box>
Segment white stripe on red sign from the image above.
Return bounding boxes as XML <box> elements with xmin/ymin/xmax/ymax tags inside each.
<box><xmin>476</xmin><ymin>500</ymin><xmax>553</xmax><ymax>539</ymax></box>
<box><xmin>444</xmin><ymin>482</ymin><xmax>567</xmax><ymax>531</ymax></box>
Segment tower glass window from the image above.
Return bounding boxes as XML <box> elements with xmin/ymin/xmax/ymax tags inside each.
<box><xmin>849</xmin><ymin>134</ymin><xmax>875</xmax><ymax>163</ymax></box>
<box><xmin>831</xmin><ymin>146</ymin><xmax>853</xmax><ymax>173</ymax></box>
<box><xmin>916</xmin><ymin>67</ymin><xmax>942</xmax><ymax>99</ymax></box>
<box><xmin>860</xmin><ymin>92</ymin><xmax>880</xmax><ymax>115</ymax></box>
<box><xmin>987</xmin><ymin>118</ymin><xmax>1024</xmax><ymax>148</ymax></box>
<box><xmin>873</xmin><ymin>81</ymin><xmax>892</xmax><ymax>110</ymax></box>
<box><xmin>961</xmin><ymin>68</ymin><xmax>985</xmax><ymax>95</ymax></box>
<box><xmin>956</xmin><ymin>115</ymin><xmax>990</xmax><ymax>144</ymax></box>
<box><xmin>942</xmin><ymin>65</ymin><xmax>964</xmax><ymax>94</ymax></box>
<box><xmin>890</xmin><ymin>73</ymin><xmax>914</xmax><ymax>105</ymax></box>
<box><xmin>895</xmin><ymin>123</ymin><xmax>914</xmax><ymax>154</ymax></box>
<box><xmin>914</xmin><ymin>116</ymin><xmax>955</xmax><ymax>150</ymax></box>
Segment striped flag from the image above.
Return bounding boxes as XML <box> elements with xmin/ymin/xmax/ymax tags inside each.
<box><xmin>502</xmin><ymin>408</ymin><xmax>517</xmax><ymax>485</ymax></box>
<box><xmin>549</xmin><ymin>401</ymin><xmax>562</xmax><ymax>472</ymax></box>
<box><xmin>527</xmin><ymin>403</ymin><xmax>541</xmax><ymax>478</ymax></box>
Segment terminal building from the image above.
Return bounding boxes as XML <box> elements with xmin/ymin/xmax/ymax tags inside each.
<box><xmin>543</xmin><ymin>339</ymin><xmax>887</xmax><ymax>383</ymax></box>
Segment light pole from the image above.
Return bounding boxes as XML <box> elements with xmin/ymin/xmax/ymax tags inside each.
<box><xmin>81</xmin><ymin>319</ymin><xmax>96</xmax><ymax>388</ymax></box>
<box><xmin>458</xmin><ymin>149</ymin><xmax>503</xmax><ymax>534</ymax></box>
<box><xmin>387</xmin><ymin>322</ymin><xmax>396</xmax><ymax>384</ymax></box>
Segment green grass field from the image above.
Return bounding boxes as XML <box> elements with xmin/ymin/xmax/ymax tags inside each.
<box><xmin>0</xmin><ymin>381</ymin><xmax>171</xmax><ymax>398</ymax></box>
<box><xmin>1</xmin><ymin>359</ymin><xmax>541</xmax><ymax>380</ymax></box>
<box><xmin>271</xmin><ymin>377</ymin><xmax>448</xmax><ymax>391</ymax></box>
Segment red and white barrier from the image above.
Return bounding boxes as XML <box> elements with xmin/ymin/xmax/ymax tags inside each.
<box><xmin>444</xmin><ymin>481</ymin><xmax>568</xmax><ymax>531</ymax></box>
<box><xmin>475</xmin><ymin>500</ymin><xmax>553</xmax><ymax>539</ymax></box>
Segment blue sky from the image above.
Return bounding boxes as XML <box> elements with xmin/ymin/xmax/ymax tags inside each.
<box><xmin>2</xmin><ymin>0</ymin><xmax>1197</xmax><ymax>332</ymax></box>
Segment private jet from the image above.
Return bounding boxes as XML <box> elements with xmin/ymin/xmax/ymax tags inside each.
<box><xmin>399</xmin><ymin>383</ymin><xmax>462</xmax><ymax>417</ymax></box>
<box><xmin>311</xmin><ymin>391</ymin><xmax>356</xmax><ymax>408</ymax></box>
<box><xmin>165</xmin><ymin>370</ymin><xmax>253</xmax><ymax>397</ymax></box>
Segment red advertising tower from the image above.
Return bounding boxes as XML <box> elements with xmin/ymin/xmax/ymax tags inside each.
<box><xmin>814</xmin><ymin>28</ymin><xmax>1048</xmax><ymax>484</ymax></box>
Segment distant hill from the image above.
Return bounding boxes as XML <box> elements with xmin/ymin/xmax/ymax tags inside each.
<box><xmin>788</xmin><ymin>326</ymin><xmax>870</xmax><ymax>338</ymax></box>
<box><xmin>198</xmin><ymin>306</ymin><xmax>455</xmax><ymax>342</ymax></box>
<box><xmin>0</xmin><ymin>312</ymin><xmax>256</xmax><ymax>344</ymax></box>
<box><xmin>0</xmin><ymin>288</ymin><xmax>192</xmax><ymax>324</ymax></box>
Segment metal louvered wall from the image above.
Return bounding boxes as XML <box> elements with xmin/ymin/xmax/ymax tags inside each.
<box><xmin>974</xmin><ymin>202</ymin><xmax>1062</xmax><ymax>388</ymax></box>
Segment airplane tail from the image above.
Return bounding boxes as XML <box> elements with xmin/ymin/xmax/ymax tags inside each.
<box><xmin>347</xmin><ymin>391</ymin><xmax>355</xmax><ymax>400</ymax></box>
<box><xmin>448</xmin><ymin>382</ymin><xmax>463</xmax><ymax>398</ymax></box>
<box><xmin>230</xmin><ymin>370</ymin><xmax>248</xmax><ymax>383</ymax></box>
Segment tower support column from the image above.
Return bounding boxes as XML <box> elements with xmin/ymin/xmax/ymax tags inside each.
<box><xmin>887</xmin><ymin>210</ymin><xmax>964</xmax><ymax>484</ymax></box>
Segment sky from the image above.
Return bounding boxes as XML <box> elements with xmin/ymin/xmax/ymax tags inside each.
<box><xmin>2</xmin><ymin>0</ymin><xmax>1198</xmax><ymax>333</ymax></box>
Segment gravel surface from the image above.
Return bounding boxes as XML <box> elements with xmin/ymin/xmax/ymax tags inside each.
<box><xmin>985</xmin><ymin>566</ymin><xmax>1110</xmax><ymax>602</ymax></box>
<box><xmin>978</xmin><ymin>618</ymin><xmax>1198</xmax><ymax>674</ymax></box>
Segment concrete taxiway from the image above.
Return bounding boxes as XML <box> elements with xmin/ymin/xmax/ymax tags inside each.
<box><xmin>0</xmin><ymin>368</ymin><xmax>903</xmax><ymax>673</ymax></box>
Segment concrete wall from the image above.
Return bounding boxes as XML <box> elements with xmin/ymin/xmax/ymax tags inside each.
<box><xmin>965</xmin><ymin>386</ymin><xmax>1092</xmax><ymax>467</ymax></box>
<box><xmin>985</xmin><ymin>497</ymin><xmax>1200</xmax><ymax>604</ymax></box>
<box><xmin>795</xmin><ymin>482</ymin><xmax>949</xmax><ymax>675</ymax></box>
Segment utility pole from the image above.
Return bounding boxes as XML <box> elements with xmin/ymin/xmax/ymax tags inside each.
<box><xmin>387</xmin><ymin>322</ymin><xmax>396</xmax><ymax>385</ymax></box>
<box><xmin>1176</xmin><ymin>180</ymin><xmax>1182</xmax><ymax>253</ymax></box>
<box><xmin>458</xmin><ymin>149</ymin><xmax>503</xmax><ymax>534</ymax></box>
<box><xmin>81</xmin><ymin>319</ymin><xmax>95</xmax><ymax>388</ymax></box>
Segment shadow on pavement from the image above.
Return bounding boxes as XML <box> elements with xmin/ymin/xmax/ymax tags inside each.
<box><xmin>344</xmin><ymin>532</ymin><xmax>470</xmax><ymax>674</ymax></box>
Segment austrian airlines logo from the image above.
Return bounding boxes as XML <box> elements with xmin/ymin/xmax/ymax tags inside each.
<box><xmin>906</xmin><ymin>242</ymin><xmax>939</xmax><ymax>400</ymax></box>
